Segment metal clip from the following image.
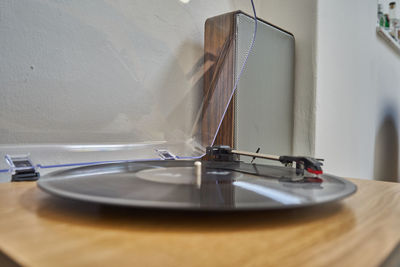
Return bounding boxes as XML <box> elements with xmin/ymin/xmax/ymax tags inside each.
<box><xmin>5</xmin><ymin>155</ymin><xmax>40</xmax><ymax>182</ymax></box>
<box><xmin>156</xmin><ymin>149</ymin><xmax>176</xmax><ymax>160</ymax></box>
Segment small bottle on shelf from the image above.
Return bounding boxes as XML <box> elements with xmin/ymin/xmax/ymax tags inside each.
<box><xmin>378</xmin><ymin>3</ymin><xmax>385</xmax><ymax>26</ymax></box>
<box><xmin>385</xmin><ymin>14</ymin><xmax>391</xmax><ymax>30</ymax></box>
<box><xmin>389</xmin><ymin>2</ymin><xmax>398</xmax><ymax>37</ymax></box>
<box><xmin>389</xmin><ymin>2</ymin><xmax>397</xmax><ymax>20</ymax></box>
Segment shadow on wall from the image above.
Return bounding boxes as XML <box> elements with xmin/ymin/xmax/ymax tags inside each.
<box><xmin>373</xmin><ymin>109</ymin><xmax>399</xmax><ymax>182</ymax></box>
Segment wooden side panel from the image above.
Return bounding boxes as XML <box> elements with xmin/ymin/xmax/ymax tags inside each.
<box><xmin>202</xmin><ymin>12</ymin><xmax>236</xmax><ymax>149</ymax></box>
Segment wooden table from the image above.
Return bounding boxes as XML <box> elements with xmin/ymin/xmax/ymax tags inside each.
<box><xmin>0</xmin><ymin>178</ymin><xmax>399</xmax><ymax>267</ymax></box>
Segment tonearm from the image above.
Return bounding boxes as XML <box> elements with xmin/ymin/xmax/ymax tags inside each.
<box><xmin>206</xmin><ymin>145</ymin><xmax>324</xmax><ymax>176</ymax></box>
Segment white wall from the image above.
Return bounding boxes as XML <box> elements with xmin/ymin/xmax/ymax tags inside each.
<box><xmin>258</xmin><ymin>0</ymin><xmax>318</xmax><ymax>156</ymax></box>
<box><xmin>4</xmin><ymin>0</ymin><xmax>398</xmax><ymax>181</ymax></box>
<box><xmin>315</xmin><ymin>0</ymin><xmax>400</xmax><ymax>181</ymax></box>
<box><xmin>259</xmin><ymin>0</ymin><xmax>400</xmax><ymax>181</ymax></box>
<box><xmin>0</xmin><ymin>0</ymin><xmax>260</xmax><ymax>145</ymax></box>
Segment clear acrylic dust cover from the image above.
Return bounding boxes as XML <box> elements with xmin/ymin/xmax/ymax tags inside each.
<box><xmin>0</xmin><ymin>1</ymin><xmax>292</xmax><ymax>180</ymax></box>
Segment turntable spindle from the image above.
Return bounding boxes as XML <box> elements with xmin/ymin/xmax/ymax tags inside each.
<box><xmin>195</xmin><ymin>161</ymin><xmax>202</xmax><ymax>188</ymax></box>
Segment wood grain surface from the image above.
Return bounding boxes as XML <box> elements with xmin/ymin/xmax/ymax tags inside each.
<box><xmin>203</xmin><ymin>12</ymin><xmax>236</xmax><ymax>148</ymax></box>
<box><xmin>0</xmin><ymin>179</ymin><xmax>399</xmax><ymax>267</ymax></box>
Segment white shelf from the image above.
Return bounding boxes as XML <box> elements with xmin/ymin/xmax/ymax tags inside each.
<box><xmin>376</xmin><ymin>25</ymin><xmax>400</xmax><ymax>52</ymax></box>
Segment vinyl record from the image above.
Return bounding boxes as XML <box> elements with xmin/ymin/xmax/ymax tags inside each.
<box><xmin>37</xmin><ymin>160</ymin><xmax>356</xmax><ymax>210</ymax></box>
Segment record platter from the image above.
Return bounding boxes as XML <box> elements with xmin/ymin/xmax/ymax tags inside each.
<box><xmin>37</xmin><ymin>146</ymin><xmax>356</xmax><ymax>211</ymax></box>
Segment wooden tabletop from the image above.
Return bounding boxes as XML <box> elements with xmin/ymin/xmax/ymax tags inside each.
<box><xmin>0</xmin><ymin>178</ymin><xmax>399</xmax><ymax>267</ymax></box>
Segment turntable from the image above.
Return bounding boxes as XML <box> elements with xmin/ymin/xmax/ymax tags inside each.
<box><xmin>34</xmin><ymin>145</ymin><xmax>355</xmax><ymax>210</ymax></box>
<box><xmin>0</xmin><ymin>3</ymin><xmax>356</xmax><ymax>211</ymax></box>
